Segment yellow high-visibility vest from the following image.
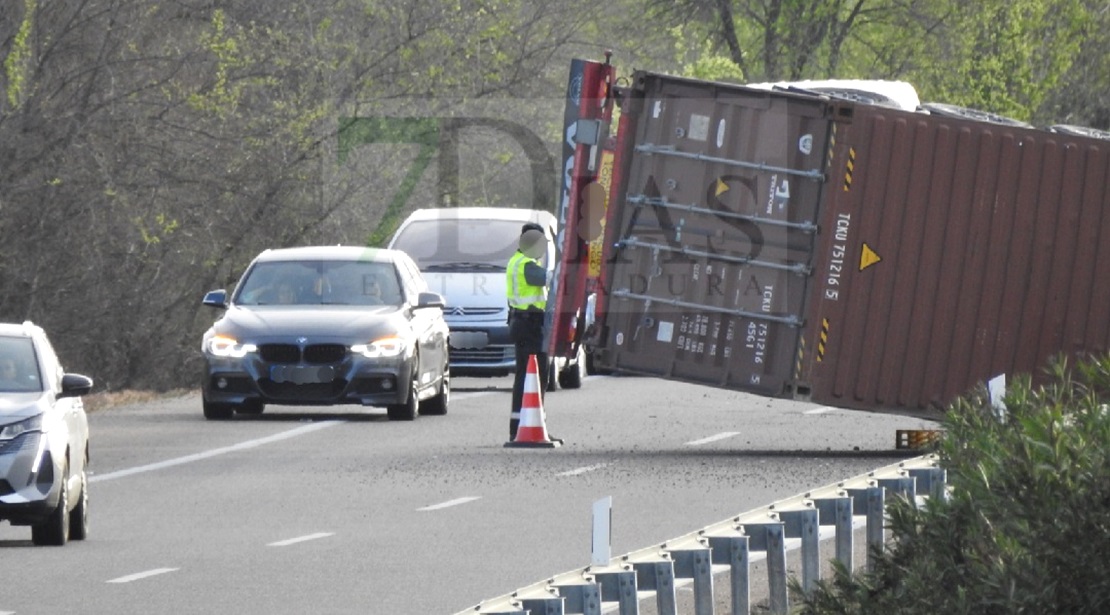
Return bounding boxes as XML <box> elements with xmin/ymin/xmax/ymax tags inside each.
<box><xmin>506</xmin><ymin>252</ymin><xmax>546</xmax><ymax>310</ymax></box>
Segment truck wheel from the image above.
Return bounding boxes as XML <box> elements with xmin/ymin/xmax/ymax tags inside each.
<box><xmin>559</xmin><ymin>347</ymin><xmax>588</xmax><ymax>389</ymax></box>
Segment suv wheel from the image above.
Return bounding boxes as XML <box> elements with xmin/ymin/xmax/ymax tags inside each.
<box><xmin>69</xmin><ymin>464</ymin><xmax>89</xmax><ymax>541</ymax></box>
<box><xmin>32</xmin><ymin>461</ymin><xmax>70</xmax><ymax>546</ymax></box>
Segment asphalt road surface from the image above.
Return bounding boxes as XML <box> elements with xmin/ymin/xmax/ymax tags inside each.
<box><xmin>0</xmin><ymin>373</ymin><xmax>941</xmax><ymax>614</ymax></box>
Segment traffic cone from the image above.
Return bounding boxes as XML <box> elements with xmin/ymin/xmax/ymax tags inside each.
<box><xmin>505</xmin><ymin>354</ymin><xmax>561</xmax><ymax>448</ymax></box>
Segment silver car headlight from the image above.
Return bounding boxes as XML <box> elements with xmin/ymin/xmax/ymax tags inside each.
<box><xmin>0</xmin><ymin>413</ymin><xmax>44</xmax><ymax>441</ymax></box>
<box><xmin>351</xmin><ymin>336</ymin><xmax>406</xmax><ymax>358</ymax></box>
<box><xmin>204</xmin><ymin>334</ymin><xmax>258</xmax><ymax>358</ymax></box>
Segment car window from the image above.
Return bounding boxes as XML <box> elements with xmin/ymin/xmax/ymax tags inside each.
<box><xmin>235</xmin><ymin>260</ymin><xmax>401</xmax><ymax>306</ymax></box>
<box><xmin>0</xmin><ymin>335</ymin><xmax>43</xmax><ymax>392</ymax></box>
<box><xmin>390</xmin><ymin>218</ymin><xmax>526</xmax><ymax>269</ymax></box>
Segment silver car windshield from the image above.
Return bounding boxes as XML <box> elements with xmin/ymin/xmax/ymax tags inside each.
<box><xmin>391</xmin><ymin>219</ymin><xmax>527</xmax><ymax>270</ymax></box>
<box><xmin>234</xmin><ymin>260</ymin><xmax>402</xmax><ymax>307</ymax></box>
<box><xmin>0</xmin><ymin>336</ymin><xmax>42</xmax><ymax>393</ymax></box>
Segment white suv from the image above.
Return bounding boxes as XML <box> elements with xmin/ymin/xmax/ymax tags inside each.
<box><xmin>388</xmin><ymin>207</ymin><xmax>582</xmax><ymax>385</ymax></box>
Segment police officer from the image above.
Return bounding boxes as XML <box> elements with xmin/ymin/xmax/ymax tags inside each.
<box><xmin>507</xmin><ymin>223</ymin><xmax>550</xmax><ymax>439</ymax></box>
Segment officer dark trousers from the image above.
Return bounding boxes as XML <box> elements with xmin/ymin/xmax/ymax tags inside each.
<box><xmin>508</xmin><ymin>310</ymin><xmax>547</xmax><ymax>440</ymax></box>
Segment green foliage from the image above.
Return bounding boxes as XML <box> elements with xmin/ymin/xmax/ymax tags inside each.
<box><xmin>3</xmin><ymin>0</ymin><xmax>37</xmax><ymax>109</ymax></box>
<box><xmin>797</xmin><ymin>355</ymin><xmax>1110</xmax><ymax>614</ymax></box>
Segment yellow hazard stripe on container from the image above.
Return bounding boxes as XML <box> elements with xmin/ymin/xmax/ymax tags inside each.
<box><xmin>843</xmin><ymin>147</ymin><xmax>855</xmax><ymax>192</ymax></box>
<box><xmin>795</xmin><ymin>337</ymin><xmax>805</xmax><ymax>378</ymax></box>
<box><xmin>816</xmin><ymin>319</ymin><xmax>829</xmax><ymax>362</ymax></box>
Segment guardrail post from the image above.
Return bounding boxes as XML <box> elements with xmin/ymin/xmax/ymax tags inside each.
<box><xmin>741</xmin><ymin>523</ymin><xmax>788</xmax><ymax>614</ymax></box>
<box><xmin>846</xmin><ymin>486</ymin><xmax>885</xmax><ymax>572</ymax></box>
<box><xmin>552</xmin><ymin>583</ymin><xmax>603</xmax><ymax>615</ymax></box>
<box><xmin>631</xmin><ymin>560</ymin><xmax>677</xmax><ymax>615</ymax></box>
<box><xmin>667</xmin><ymin>548</ymin><xmax>715</xmax><ymax>615</ymax></box>
<box><xmin>812</xmin><ymin>496</ymin><xmax>853</xmax><ymax>572</ymax></box>
<box><xmin>906</xmin><ymin>467</ymin><xmax>947</xmax><ymax>500</ymax></box>
<box><xmin>779</xmin><ymin>508</ymin><xmax>820</xmax><ymax>594</ymax></box>
<box><xmin>520</xmin><ymin>596</ymin><xmax>565</xmax><ymax>615</ymax></box>
<box><xmin>591</xmin><ymin>569</ymin><xmax>639</xmax><ymax>614</ymax></box>
<box><xmin>706</xmin><ymin>534</ymin><xmax>750</xmax><ymax>614</ymax></box>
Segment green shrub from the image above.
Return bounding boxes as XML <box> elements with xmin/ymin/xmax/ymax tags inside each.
<box><xmin>796</xmin><ymin>354</ymin><xmax>1110</xmax><ymax>614</ymax></box>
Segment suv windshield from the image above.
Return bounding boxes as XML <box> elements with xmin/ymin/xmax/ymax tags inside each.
<box><xmin>391</xmin><ymin>219</ymin><xmax>527</xmax><ymax>270</ymax></box>
<box><xmin>0</xmin><ymin>336</ymin><xmax>41</xmax><ymax>392</ymax></box>
<box><xmin>234</xmin><ymin>260</ymin><xmax>402</xmax><ymax>307</ymax></box>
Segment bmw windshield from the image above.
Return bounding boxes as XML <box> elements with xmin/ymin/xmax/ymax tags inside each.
<box><xmin>233</xmin><ymin>260</ymin><xmax>403</xmax><ymax>307</ymax></box>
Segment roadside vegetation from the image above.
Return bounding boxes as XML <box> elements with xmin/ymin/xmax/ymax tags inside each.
<box><xmin>794</xmin><ymin>354</ymin><xmax>1110</xmax><ymax>614</ymax></box>
<box><xmin>3</xmin><ymin>1</ymin><xmax>1109</xmax><ymax>393</ymax></box>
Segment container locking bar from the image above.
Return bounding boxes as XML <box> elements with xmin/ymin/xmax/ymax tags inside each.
<box><xmin>611</xmin><ymin>289</ymin><xmax>804</xmax><ymax>328</ymax></box>
<box><xmin>627</xmin><ymin>195</ymin><xmax>819</xmax><ymax>234</ymax></box>
<box><xmin>617</xmin><ymin>236</ymin><xmax>812</xmax><ymax>276</ymax></box>
<box><xmin>633</xmin><ymin>144</ymin><xmax>826</xmax><ymax>181</ymax></box>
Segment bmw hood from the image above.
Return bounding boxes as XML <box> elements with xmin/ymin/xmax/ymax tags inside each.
<box><xmin>213</xmin><ymin>305</ymin><xmax>404</xmax><ymax>342</ymax></box>
<box><xmin>421</xmin><ymin>271</ymin><xmax>506</xmax><ymax>310</ymax></box>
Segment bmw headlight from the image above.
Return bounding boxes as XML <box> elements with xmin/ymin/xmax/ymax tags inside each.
<box><xmin>0</xmin><ymin>413</ymin><xmax>43</xmax><ymax>440</ymax></box>
<box><xmin>351</xmin><ymin>336</ymin><xmax>406</xmax><ymax>358</ymax></box>
<box><xmin>204</xmin><ymin>334</ymin><xmax>258</xmax><ymax>358</ymax></box>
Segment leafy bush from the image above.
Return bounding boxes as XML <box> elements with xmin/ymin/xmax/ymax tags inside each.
<box><xmin>796</xmin><ymin>355</ymin><xmax>1110</xmax><ymax>614</ymax></box>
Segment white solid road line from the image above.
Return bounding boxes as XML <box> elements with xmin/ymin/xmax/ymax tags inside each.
<box><xmin>417</xmin><ymin>496</ymin><xmax>481</xmax><ymax>511</ymax></box>
<box><xmin>685</xmin><ymin>432</ymin><xmax>740</xmax><ymax>446</ymax></box>
<box><xmin>90</xmin><ymin>420</ymin><xmax>344</xmax><ymax>483</ymax></box>
<box><xmin>106</xmin><ymin>568</ymin><xmax>179</xmax><ymax>583</ymax></box>
<box><xmin>268</xmin><ymin>532</ymin><xmax>335</xmax><ymax>547</ymax></box>
<box><xmin>556</xmin><ymin>463</ymin><xmax>610</xmax><ymax>477</ymax></box>
<box><xmin>804</xmin><ymin>406</ymin><xmax>837</xmax><ymax>415</ymax></box>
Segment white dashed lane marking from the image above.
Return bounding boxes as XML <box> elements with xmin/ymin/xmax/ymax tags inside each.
<box><xmin>417</xmin><ymin>496</ymin><xmax>481</xmax><ymax>511</ymax></box>
<box><xmin>685</xmin><ymin>432</ymin><xmax>740</xmax><ymax>446</ymax></box>
<box><xmin>90</xmin><ymin>421</ymin><xmax>344</xmax><ymax>483</ymax></box>
<box><xmin>268</xmin><ymin>532</ymin><xmax>335</xmax><ymax>547</ymax></box>
<box><xmin>107</xmin><ymin>568</ymin><xmax>179</xmax><ymax>584</ymax></box>
<box><xmin>556</xmin><ymin>463</ymin><xmax>610</xmax><ymax>477</ymax></box>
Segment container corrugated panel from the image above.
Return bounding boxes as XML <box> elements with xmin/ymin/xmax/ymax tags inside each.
<box><xmin>801</xmin><ymin>103</ymin><xmax>1110</xmax><ymax>412</ymax></box>
<box><xmin>597</xmin><ymin>72</ymin><xmax>831</xmax><ymax>397</ymax></box>
<box><xmin>596</xmin><ymin>71</ymin><xmax>1110</xmax><ymax>415</ymax></box>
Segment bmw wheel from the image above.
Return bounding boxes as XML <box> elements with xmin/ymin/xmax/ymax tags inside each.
<box><xmin>387</xmin><ymin>369</ymin><xmax>419</xmax><ymax>421</ymax></box>
<box><xmin>420</xmin><ymin>365</ymin><xmax>450</xmax><ymax>416</ymax></box>
<box><xmin>32</xmin><ymin>460</ymin><xmax>70</xmax><ymax>546</ymax></box>
<box><xmin>203</xmin><ymin>397</ymin><xmax>233</xmax><ymax>420</ymax></box>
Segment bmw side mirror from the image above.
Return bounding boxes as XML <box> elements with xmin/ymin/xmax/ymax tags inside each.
<box><xmin>59</xmin><ymin>373</ymin><xmax>94</xmax><ymax>398</ymax></box>
<box><xmin>415</xmin><ymin>291</ymin><xmax>446</xmax><ymax>309</ymax></box>
<box><xmin>202</xmin><ymin>289</ymin><xmax>228</xmax><ymax>308</ymax></box>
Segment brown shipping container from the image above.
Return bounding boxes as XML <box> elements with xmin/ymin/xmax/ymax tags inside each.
<box><xmin>590</xmin><ymin>71</ymin><xmax>1110</xmax><ymax>416</ymax></box>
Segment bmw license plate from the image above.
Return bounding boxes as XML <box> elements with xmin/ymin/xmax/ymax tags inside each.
<box><xmin>270</xmin><ymin>365</ymin><xmax>336</xmax><ymax>384</ymax></box>
<box><xmin>449</xmin><ymin>331</ymin><xmax>489</xmax><ymax>349</ymax></box>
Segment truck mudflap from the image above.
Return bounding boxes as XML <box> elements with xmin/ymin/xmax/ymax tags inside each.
<box><xmin>591</xmin><ymin>72</ymin><xmax>832</xmax><ymax>397</ymax></box>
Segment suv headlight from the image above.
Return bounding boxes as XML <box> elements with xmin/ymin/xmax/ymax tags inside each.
<box><xmin>351</xmin><ymin>336</ymin><xmax>406</xmax><ymax>358</ymax></box>
<box><xmin>204</xmin><ymin>335</ymin><xmax>258</xmax><ymax>358</ymax></box>
<box><xmin>0</xmin><ymin>413</ymin><xmax>43</xmax><ymax>440</ymax></box>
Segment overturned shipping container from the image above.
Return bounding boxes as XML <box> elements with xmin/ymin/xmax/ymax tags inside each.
<box><xmin>574</xmin><ymin>69</ymin><xmax>1110</xmax><ymax>416</ymax></box>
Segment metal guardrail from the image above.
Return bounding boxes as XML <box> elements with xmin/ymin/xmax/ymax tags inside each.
<box><xmin>454</xmin><ymin>454</ymin><xmax>946</xmax><ymax>615</ymax></box>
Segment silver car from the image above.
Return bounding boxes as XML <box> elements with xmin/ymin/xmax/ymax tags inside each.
<box><xmin>0</xmin><ymin>321</ymin><xmax>94</xmax><ymax>546</ymax></box>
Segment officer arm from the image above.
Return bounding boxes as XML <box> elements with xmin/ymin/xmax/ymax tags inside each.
<box><xmin>523</xmin><ymin>261</ymin><xmax>548</xmax><ymax>287</ymax></box>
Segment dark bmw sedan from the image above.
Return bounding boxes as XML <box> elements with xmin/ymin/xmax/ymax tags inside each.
<box><xmin>200</xmin><ymin>246</ymin><xmax>450</xmax><ymax>421</ymax></box>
